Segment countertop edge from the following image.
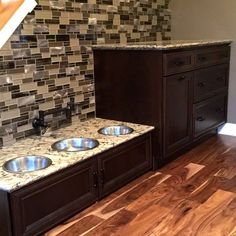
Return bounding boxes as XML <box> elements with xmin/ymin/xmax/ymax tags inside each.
<box><xmin>92</xmin><ymin>40</ymin><xmax>233</xmax><ymax>51</ymax></box>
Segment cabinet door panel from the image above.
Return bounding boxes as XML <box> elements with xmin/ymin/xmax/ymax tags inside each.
<box><xmin>98</xmin><ymin>134</ymin><xmax>151</xmax><ymax>198</ymax></box>
<box><xmin>164</xmin><ymin>72</ymin><xmax>193</xmax><ymax>157</ymax></box>
<box><xmin>194</xmin><ymin>95</ymin><xmax>227</xmax><ymax>137</ymax></box>
<box><xmin>10</xmin><ymin>158</ymin><xmax>97</xmax><ymax>236</ymax></box>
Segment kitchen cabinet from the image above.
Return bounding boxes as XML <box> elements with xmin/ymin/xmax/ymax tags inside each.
<box><xmin>93</xmin><ymin>43</ymin><xmax>230</xmax><ymax>168</ymax></box>
<box><xmin>0</xmin><ymin>132</ymin><xmax>152</xmax><ymax>236</ymax></box>
<box><xmin>98</xmin><ymin>134</ymin><xmax>151</xmax><ymax>198</ymax></box>
<box><xmin>163</xmin><ymin>72</ymin><xmax>193</xmax><ymax>157</ymax></box>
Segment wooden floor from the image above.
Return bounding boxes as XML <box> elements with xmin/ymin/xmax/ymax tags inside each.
<box><xmin>45</xmin><ymin>134</ymin><xmax>236</xmax><ymax>236</ymax></box>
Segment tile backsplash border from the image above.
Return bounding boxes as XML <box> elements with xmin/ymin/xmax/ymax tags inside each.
<box><xmin>0</xmin><ymin>0</ymin><xmax>171</xmax><ymax>146</ymax></box>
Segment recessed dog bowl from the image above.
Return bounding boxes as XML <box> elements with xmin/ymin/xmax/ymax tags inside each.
<box><xmin>3</xmin><ymin>155</ymin><xmax>52</xmax><ymax>173</ymax></box>
<box><xmin>98</xmin><ymin>125</ymin><xmax>134</xmax><ymax>136</ymax></box>
<box><xmin>51</xmin><ymin>138</ymin><xmax>99</xmax><ymax>152</ymax></box>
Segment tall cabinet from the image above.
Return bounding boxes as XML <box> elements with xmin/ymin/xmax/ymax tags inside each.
<box><xmin>93</xmin><ymin>42</ymin><xmax>231</xmax><ymax>168</ymax></box>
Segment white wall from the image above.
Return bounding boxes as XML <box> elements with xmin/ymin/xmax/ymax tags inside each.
<box><xmin>169</xmin><ymin>0</ymin><xmax>236</xmax><ymax>123</ymax></box>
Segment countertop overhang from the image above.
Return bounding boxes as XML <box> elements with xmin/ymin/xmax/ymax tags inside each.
<box><xmin>92</xmin><ymin>40</ymin><xmax>233</xmax><ymax>51</ymax></box>
<box><xmin>0</xmin><ymin>118</ymin><xmax>154</xmax><ymax>192</ymax></box>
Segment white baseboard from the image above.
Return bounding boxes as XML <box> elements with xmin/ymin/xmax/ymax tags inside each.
<box><xmin>218</xmin><ymin>123</ymin><xmax>236</xmax><ymax>137</ymax></box>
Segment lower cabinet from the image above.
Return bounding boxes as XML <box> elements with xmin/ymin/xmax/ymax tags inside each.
<box><xmin>98</xmin><ymin>134</ymin><xmax>151</xmax><ymax>198</ymax></box>
<box><xmin>0</xmin><ymin>132</ymin><xmax>152</xmax><ymax>236</ymax></box>
<box><xmin>163</xmin><ymin>72</ymin><xmax>193</xmax><ymax>157</ymax></box>
<box><xmin>10</xmin><ymin>158</ymin><xmax>98</xmax><ymax>236</ymax></box>
<box><xmin>194</xmin><ymin>95</ymin><xmax>227</xmax><ymax>137</ymax></box>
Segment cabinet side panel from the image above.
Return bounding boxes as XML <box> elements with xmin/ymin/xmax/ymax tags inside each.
<box><xmin>94</xmin><ymin>49</ymin><xmax>163</xmax><ymax>168</ymax></box>
<box><xmin>0</xmin><ymin>190</ymin><xmax>12</xmax><ymax>236</ymax></box>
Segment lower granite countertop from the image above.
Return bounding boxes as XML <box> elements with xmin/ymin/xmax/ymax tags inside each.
<box><xmin>0</xmin><ymin>118</ymin><xmax>154</xmax><ymax>192</ymax></box>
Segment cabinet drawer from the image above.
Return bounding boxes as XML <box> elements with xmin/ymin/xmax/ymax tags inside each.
<box><xmin>194</xmin><ymin>95</ymin><xmax>227</xmax><ymax>137</ymax></box>
<box><xmin>195</xmin><ymin>46</ymin><xmax>230</xmax><ymax>67</ymax></box>
<box><xmin>163</xmin><ymin>51</ymin><xmax>194</xmax><ymax>76</ymax></box>
<box><xmin>194</xmin><ymin>64</ymin><xmax>229</xmax><ymax>102</ymax></box>
<box><xmin>10</xmin><ymin>158</ymin><xmax>97</xmax><ymax>236</ymax></box>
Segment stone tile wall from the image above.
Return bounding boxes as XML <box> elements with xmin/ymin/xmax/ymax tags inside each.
<box><xmin>0</xmin><ymin>0</ymin><xmax>171</xmax><ymax>146</ymax></box>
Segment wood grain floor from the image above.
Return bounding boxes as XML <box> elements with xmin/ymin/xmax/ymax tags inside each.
<box><xmin>44</xmin><ymin>134</ymin><xmax>236</xmax><ymax>236</ymax></box>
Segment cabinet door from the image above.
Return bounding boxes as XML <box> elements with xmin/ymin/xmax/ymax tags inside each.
<box><xmin>163</xmin><ymin>72</ymin><xmax>193</xmax><ymax>157</ymax></box>
<box><xmin>10</xmin><ymin>158</ymin><xmax>98</xmax><ymax>236</ymax></box>
<box><xmin>98</xmin><ymin>134</ymin><xmax>151</xmax><ymax>198</ymax></box>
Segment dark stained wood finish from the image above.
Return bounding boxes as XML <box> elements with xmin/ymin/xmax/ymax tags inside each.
<box><xmin>194</xmin><ymin>64</ymin><xmax>229</xmax><ymax>102</ymax></box>
<box><xmin>163</xmin><ymin>50</ymin><xmax>194</xmax><ymax>76</ymax></box>
<box><xmin>98</xmin><ymin>133</ymin><xmax>152</xmax><ymax>198</ymax></box>
<box><xmin>163</xmin><ymin>72</ymin><xmax>193</xmax><ymax>157</ymax></box>
<box><xmin>10</xmin><ymin>157</ymin><xmax>98</xmax><ymax>236</ymax></box>
<box><xmin>194</xmin><ymin>94</ymin><xmax>227</xmax><ymax>137</ymax></box>
<box><xmin>45</xmin><ymin>134</ymin><xmax>236</xmax><ymax>236</ymax></box>
<box><xmin>195</xmin><ymin>46</ymin><xmax>230</xmax><ymax>68</ymax></box>
<box><xmin>0</xmin><ymin>190</ymin><xmax>12</xmax><ymax>236</ymax></box>
<box><xmin>94</xmin><ymin>44</ymin><xmax>230</xmax><ymax>168</ymax></box>
<box><xmin>94</xmin><ymin>50</ymin><xmax>163</xmax><ymax>169</ymax></box>
<box><xmin>0</xmin><ymin>132</ymin><xmax>152</xmax><ymax>236</ymax></box>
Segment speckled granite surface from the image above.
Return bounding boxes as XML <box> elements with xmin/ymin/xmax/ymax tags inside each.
<box><xmin>0</xmin><ymin>118</ymin><xmax>154</xmax><ymax>192</ymax></box>
<box><xmin>93</xmin><ymin>40</ymin><xmax>232</xmax><ymax>50</ymax></box>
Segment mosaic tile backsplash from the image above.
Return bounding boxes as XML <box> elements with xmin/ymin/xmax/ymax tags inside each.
<box><xmin>0</xmin><ymin>0</ymin><xmax>171</xmax><ymax>146</ymax></box>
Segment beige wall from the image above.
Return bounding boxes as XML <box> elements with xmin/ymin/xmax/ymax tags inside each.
<box><xmin>169</xmin><ymin>0</ymin><xmax>236</xmax><ymax>123</ymax></box>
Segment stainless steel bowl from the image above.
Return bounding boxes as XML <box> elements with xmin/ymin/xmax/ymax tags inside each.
<box><xmin>98</xmin><ymin>125</ymin><xmax>134</xmax><ymax>136</ymax></box>
<box><xmin>51</xmin><ymin>138</ymin><xmax>99</xmax><ymax>152</ymax></box>
<box><xmin>3</xmin><ymin>155</ymin><xmax>52</xmax><ymax>173</ymax></box>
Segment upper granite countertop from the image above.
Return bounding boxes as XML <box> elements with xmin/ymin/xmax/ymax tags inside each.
<box><xmin>92</xmin><ymin>40</ymin><xmax>232</xmax><ymax>51</ymax></box>
<box><xmin>0</xmin><ymin>118</ymin><xmax>154</xmax><ymax>192</ymax></box>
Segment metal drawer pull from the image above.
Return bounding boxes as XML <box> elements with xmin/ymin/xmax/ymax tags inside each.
<box><xmin>215</xmin><ymin>107</ymin><xmax>224</xmax><ymax>112</ymax></box>
<box><xmin>174</xmin><ymin>61</ymin><xmax>184</xmax><ymax>66</ymax></box>
<box><xmin>198</xmin><ymin>56</ymin><xmax>207</xmax><ymax>61</ymax></box>
<box><xmin>196</xmin><ymin>117</ymin><xmax>205</xmax><ymax>121</ymax></box>
<box><xmin>178</xmin><ymin>76</ymin><xmax>186</xmax><ymax>81</ymax></box>
<box><xmin>198</xmin><ymin>82</ymin><xmax>206</xmax><ymax>87</ymax></box>
<box><xmin>93</xmin><ymin>171</ymin><xmax>98</xmax><ymax>188</ymax></box>
<box><xmin>216</xmin><ymin>76</ymin><xmax>224</xmax><ymax>81</ymax></box>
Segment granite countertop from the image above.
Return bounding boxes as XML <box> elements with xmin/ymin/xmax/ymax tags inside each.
<box><xmin>92</xmin><ymin>39</ymin><xmax>232</xmax><ymax>50</ymax></box>
<box><xmin>0</xmin><ymin>118</ymin><xmax>154</xmax><ymax>192</ymax></box>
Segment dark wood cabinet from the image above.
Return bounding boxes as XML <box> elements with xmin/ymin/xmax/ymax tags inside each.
<box><xmin>0</xmin><ymin>132</ymin><xmax>152</xmax><ymax>236</ymax></box>
<box><xmin>98</xmin><ymin>134</ymin><xmax>151</xmax><ymax>198</ymax></box>
<box><xmin>163</xmin><ymin>72</ymin><xmax>193</xmax><ymax>157</ymax></box>
<box><xmin>10</xmin><ymin>157</ymin><xmax>98</xmax><ymax>236</ymax></box>
<box><xmin>194</xmin><ymin>95</ymin><xmax>227</xmax><ymax>137</ymax></box>
<box><xmin>94</xmin><ymin>44</ymin><xmax>230</xmax><ymax>167</ymax></box>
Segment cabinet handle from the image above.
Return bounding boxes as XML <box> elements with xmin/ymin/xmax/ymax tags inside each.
<box><xmin>198</xmin><ymin>56</ymin><xmax>207</xmax><ymax>61</ymax></box>
<box><xmin>100</xmin><ymin>169</ymin><xmax>105</xmax><ymax>184</ymax></box>
<box><xmin>174</xmin><ymin>61</ymin><xmax>184</xmax><ymax>66</ymax></box>
<box><xmin>216</xmin><ymin>76</ymin><xmax>224</xmax><ymax>81</ymax></box>
<box><xmin>198</xmin><ymin>82</ymin><xmax>206</xmax><ymax>87</ymax></box>
<box><xmin>196</xmin><ymin>116</ymin><xmax>205</xmax><ymax>121</ymax></box>
<box><xmin>178</xmin><ymin>76</ymin><xmax>186</xmax><ymax>81</ymax></box>
<box><xmin>93</xmin><ymin>171</ymin><xmax>98</xmax><ymax>188</ymax></box>
<box><xmin>215</xmin><ymin>107</ymin><xmax>224</xmax><ymax>113</ymax></box>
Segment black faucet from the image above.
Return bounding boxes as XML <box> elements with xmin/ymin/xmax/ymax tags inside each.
<box><xmin>32</xmin><ymin>97</ymin><xmax>76</xmax><ymax>135</ymax></box>
<box><xmin>32</xmin><ymin>110</ymin><xmax>49</xmax><ymax>136</ymax></box>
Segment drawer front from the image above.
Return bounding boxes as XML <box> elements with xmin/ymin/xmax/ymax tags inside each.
<box><xmin>195</xmin><ymin>46</ymin><xmax>230</xmax><ymax>67</ymax></box>
<box><xmin>163</xmin><ymin>51</ymin><xmax>194</xmax><ymax>76</ymax></box>
<box><xmin>194</xmin><ymin>95</ymin><xmax>227</xmax><ymax>137</ymax></box>
<box><xmin>194</xmin><ymin>64</ymin><xmax>229</xmax><ymax>102</ymax></box>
